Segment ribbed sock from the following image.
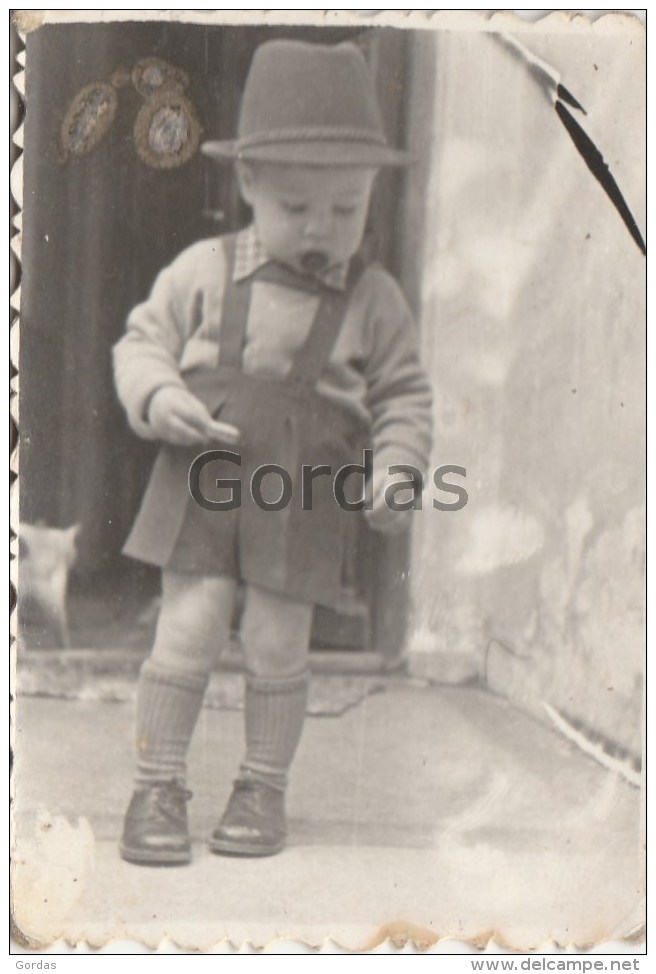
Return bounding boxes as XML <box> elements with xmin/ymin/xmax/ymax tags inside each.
<box><xmin>134</xmin><ymin>660</ymin><xmax>209</xmax><ymax>786</ymax></box>
<box><xmin>240</xmin><ymin>671</ymin><xmax>309</xmax><ymax>791</ymax></box>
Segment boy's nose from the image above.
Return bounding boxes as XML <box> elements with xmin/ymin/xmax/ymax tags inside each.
<box><xmin>303</xmin><ymin>208</ymin><xmax>332</xmax><ymax>241</ymax></box>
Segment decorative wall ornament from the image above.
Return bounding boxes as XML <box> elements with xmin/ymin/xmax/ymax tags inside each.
<box><xmin>133</xmin><ymin>87</ymin><xmax>202</xmax><ymax>169</ymax></box>
<box><xmin>60</xmin><ymin>82</ymin><xmax>118</xmax><ymax>158</ymax></box>
<box><xmin>131</xmin><ymin>57</ymin><xmax>189</xmax><ymax>98</ymax></box>
<box><xmin>59</xmin><ymin>57</ymin><xmax>201</xmax><ymax>168</ymax></box>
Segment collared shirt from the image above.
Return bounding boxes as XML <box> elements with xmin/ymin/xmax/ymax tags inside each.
<box><xmin>232</xmin><ymin>223</ymin><xmax>349</xmax><ymax>291</ymax></box>
<box><xmin>114</xmin><ymin>233</ymin><xmax>433</xmax><ymax>472</ymax></box>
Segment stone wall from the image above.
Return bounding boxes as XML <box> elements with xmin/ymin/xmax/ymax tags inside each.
<box><xmin>406</xmin><ymin>22</ymin><xmax>645</xmax><ymax>757</ymax></box>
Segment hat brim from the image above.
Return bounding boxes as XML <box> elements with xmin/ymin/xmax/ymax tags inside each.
<box><xmin>201</xmin><ymin>139</ymin><xmax>413</xmax><ymax>167</ymax></box>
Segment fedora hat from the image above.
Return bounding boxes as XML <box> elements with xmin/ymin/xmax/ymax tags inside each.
<box><xmin>202</xmin><ymin>40</ymin><xmax>411</xmax><ymax>167</ymax></box>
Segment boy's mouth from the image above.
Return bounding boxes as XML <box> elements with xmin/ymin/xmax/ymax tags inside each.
<box><xmin>300</xmin><ymin>250</ymin><xmax>330</xmax><ymax>275</ymax></box>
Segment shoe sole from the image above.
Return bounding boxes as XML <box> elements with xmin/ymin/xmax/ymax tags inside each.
<box><xmin>119</xmin><ymin>843</ymin><xmax>192</xmax><ymax>866</ymax></box>
<box><xmin>208</xmin><ymin>838</ymin><xmax>284</xmax><ymax>857</ymax></box>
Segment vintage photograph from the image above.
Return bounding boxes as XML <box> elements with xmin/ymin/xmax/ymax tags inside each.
<box><xmin>11</xmin><ymin>9</ymin><xmax>645</xmax><ymax>952</ymax></box>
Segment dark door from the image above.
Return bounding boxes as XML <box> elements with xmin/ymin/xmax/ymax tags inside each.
<box><xmin>19</xmin><ymin>21</ymin><xmax>411</xmax><ymax>659</ymax></box>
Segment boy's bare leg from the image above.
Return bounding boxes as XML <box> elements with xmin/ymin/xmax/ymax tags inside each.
<box><xmin>137</xmin><ymin>571</ymin><xmax>237</xmax><ymax>783</ymax></box>
<box><xmin>240</xmin><ymin>584</ymin><xmax>313</xmax><ymax>783</ymax></box>
<box><xmin>121</xmin><ymin>571</ymin><xmax>236</xmax><ymax>865</ymax></box>
<box><xmin>210</xmin><ymin>584</ymin><xmax>313</xmax><ymax>856</ymax></box>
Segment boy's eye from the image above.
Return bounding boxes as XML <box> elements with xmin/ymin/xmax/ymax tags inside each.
<box><xmin>281</xmin><ymin>201</ymin><xmax>307</xmax><ymax>214</ymax></box>
<box><xmin>334</xmin><ymin>205</ymin><xmax>357</xmax><ymax>216</ymax></box>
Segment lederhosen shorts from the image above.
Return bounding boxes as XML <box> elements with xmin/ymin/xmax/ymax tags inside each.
<box><xmin>123</xmin><ymin>234</ymin><xmax>371</xmax><ymax>608</ymax></box>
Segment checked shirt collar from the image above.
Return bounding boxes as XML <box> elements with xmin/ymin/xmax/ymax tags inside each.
<box><xmin>232</xmin><ymin>224</ymin><xmax>349</xmax><ymax>292</ymax></box>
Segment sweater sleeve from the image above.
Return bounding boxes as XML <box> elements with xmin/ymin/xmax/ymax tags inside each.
<box><xmin>113</xmin><ymin>240</ymin><xmax>225</xmax><ymax>439</ymax></box>
<box><xmin>362</xmin><ymin>266</ymin><xmax>433</xmax><ymax>474</ymax></box>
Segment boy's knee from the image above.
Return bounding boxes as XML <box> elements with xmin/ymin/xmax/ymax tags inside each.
<box><xmin>151</xmin><ymin>572</ymin><xmax>237</xmax><ymax>675</ymax></box>
<box><xmin>242</xmin><ymin>612</ymin><xmax>309</xmax><ymax>676</ymax></box>
<box><xmin>245</xmin><ymin>639</ymin><xmax>307</xmax><ymax>679</ymax></box>
<box><xmin>240</xmin><ymin>586</ymin><xmax>313</xmax><ymax>678</ymax></box>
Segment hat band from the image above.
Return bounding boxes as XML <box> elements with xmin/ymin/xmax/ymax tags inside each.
<box><xmin>237</xmin><ymin>126</ymin><xmax>389</xmax><ymax>151</ymax></box>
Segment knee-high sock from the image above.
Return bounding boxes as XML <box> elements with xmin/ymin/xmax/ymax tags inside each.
<box><xmin>135</xmin><ymin>660</ymin><xmax>209</xmax><ymax>786</ymax></box>
<box><xmin>240</xmin><ymin>671</ymin><xmax>309</xmax><ymax>790</ymax></box>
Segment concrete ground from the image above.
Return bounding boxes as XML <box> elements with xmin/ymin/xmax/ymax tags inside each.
<box><xmin>12</xmin><ymin>684</ymin><xmax>643</xmax><ymax>952</ymax></box>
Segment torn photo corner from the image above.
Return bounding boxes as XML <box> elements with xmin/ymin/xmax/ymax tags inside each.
<box><xmin>10</xmin><ymin>8</ymin><xmax>645</xmax><ymax>954</ymax></box>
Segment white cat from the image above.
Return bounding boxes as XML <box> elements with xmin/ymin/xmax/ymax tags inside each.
<box><xmin>19</xmin><ymin>522</ymin><xmax>80</xmax><ymax>649</ymax></box>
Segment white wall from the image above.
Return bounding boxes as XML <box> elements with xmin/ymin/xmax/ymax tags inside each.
<box><xmin>406</xmin><ymin>22</ymin><xmax>645</xmax><ymax>756</ymax></box>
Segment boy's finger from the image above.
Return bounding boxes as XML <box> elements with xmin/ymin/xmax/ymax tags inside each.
<box><xmin>167</xmin><ymin>416</ymin><xmax>207</xmax><ymax>445</ymax></box>
<box><xmin>204</xmin><ymin>419</ymin><xmax>241</xmax><ymax>445</ymax></box>
<box><xmin>176</xmin><ymin>398</ymin><xmax>215</xmax><ymax>433</ymax></box>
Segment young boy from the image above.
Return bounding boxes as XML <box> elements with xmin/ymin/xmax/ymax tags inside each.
<box><xmin>113</xmin><ymin>39</ymin><xmax>433</xmax><ymax>865</ymax></box>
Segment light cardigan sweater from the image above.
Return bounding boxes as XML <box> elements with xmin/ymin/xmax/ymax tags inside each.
<box><xmin>113</xmin><ymin>228</ymin><xmax>433</xmax><ymax>474</ymax></box>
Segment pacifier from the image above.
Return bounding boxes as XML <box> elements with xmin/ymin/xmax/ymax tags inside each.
<box><xmin>300</xmin><ymin>250</ymin><xmax>330</xmax><ymax>275</ymax></box>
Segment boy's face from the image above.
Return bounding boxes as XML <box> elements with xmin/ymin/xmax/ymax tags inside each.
<box><xmin>237</xmin><ymin>163</ymin><xmax>378</xmax><ymax>275</ymax></box>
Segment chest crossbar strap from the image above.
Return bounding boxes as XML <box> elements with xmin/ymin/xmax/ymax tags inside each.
<box><xmin>215</xmin><ymin>234</ymin><xmax>363</xmax><ymax>386</ymax></box>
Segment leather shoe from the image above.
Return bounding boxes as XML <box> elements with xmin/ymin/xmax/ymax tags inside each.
<box><xmin>120</xmin><ymin>780</ymin><xmax>192</xmax><ymax>866</ymax></box>
<box><xmin>209</xmin><ymin>777</ymin><xmax>286</xmax><ymax>857</ymax></box>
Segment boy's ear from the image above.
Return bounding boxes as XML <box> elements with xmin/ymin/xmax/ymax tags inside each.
<box><xmin>236</xmin><ymin>162</ymin><xmax>257</xmax><ymax>206</ymax></box>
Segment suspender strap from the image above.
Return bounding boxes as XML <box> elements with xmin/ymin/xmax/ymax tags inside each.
<box><xmin>215</xmin><ymin>234</ymin><xmax>250</xmax><ymax>370</ymax></box>
<box><xmin>289</xmin><ymin>255</ymin><xmax>364</xmax><ymax>385</ymax></box>
<box><xmin>287</xmin><ymin>288</ymin><xmax>350</xmax><ymax>385</ymax></box>
<box><xmin>215</xmin><ymin>235</ymin><xmax>364</xmax><ymax>383</ymax></box>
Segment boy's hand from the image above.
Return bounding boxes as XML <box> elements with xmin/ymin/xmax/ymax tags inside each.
<box><xmin>148</xmin><ymin>387</ymin><xmax>240</xmax><ymax>447</ymax></box>
<box><xmin>365</xmin><ymin>468</ymin><xmax>416</xmax><ymax>535</ymax></box>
